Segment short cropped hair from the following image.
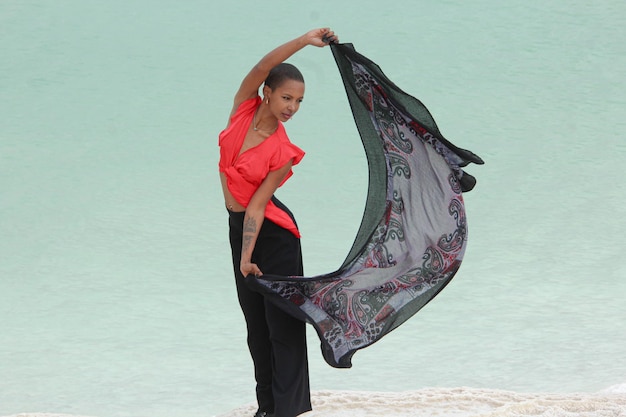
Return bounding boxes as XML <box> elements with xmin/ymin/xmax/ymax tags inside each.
<box><xmin>264</xmin><ymin>63</ymin><xmax>304</xmax><ymax>89</ymax></box>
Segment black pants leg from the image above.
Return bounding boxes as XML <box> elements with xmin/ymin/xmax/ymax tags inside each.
<box><xmin>229</xmin><ymin>207</ymin><xmax>311</xmax><ymax>417</ymax></box>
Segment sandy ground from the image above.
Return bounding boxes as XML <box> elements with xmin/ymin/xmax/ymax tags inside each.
<box><xmin>3</xmin><ymin>386</ymin><xmax>626</xmax><ymax>417</ymax></box>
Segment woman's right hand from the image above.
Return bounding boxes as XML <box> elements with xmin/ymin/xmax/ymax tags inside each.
<box><xmin>304</xmin><ymin>28</ymin><xmax>338</xmax><ymax>47</ymax></box>
<box><xmin>241</xmin><ymin>261</ymin><xmax>263</xmax><ymax>278</ymax></box>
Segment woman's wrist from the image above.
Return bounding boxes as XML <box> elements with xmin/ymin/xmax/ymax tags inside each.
<box><xmin>296</xmin><ymin>33</ymin><xmax>311</xmax><ymax>49</ymax></box>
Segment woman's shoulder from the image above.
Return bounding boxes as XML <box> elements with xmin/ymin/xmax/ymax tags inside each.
<box><xmin>231</xmin><ymin>96</ymin><xmax>261</xmax><ymax>120</ymax></box>
<box><xmin>219</xmin><ymin>96</ymin><xmax>260</xmax><ymax>147</ymax></box>
<box><xmin>271</xmin><ymin>125</ymin><xmax>305</xmax><ymax>165</ymax></box>
<box><xmin>278</xmin><ymin>126</ymin><xmax>302</xmax><ymax>148</ymax></box>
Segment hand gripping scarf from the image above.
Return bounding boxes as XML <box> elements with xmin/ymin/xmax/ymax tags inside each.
<box><xmin>248</xmin><ymin>43</ymin><xmax>484</xmax><ymax>368</ymax></box>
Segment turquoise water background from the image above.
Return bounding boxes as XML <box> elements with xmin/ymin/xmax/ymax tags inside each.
<box><xmin>1</xmin><ymin>1</ymin><xmax>625</xmax><ymax>416</ymax></box>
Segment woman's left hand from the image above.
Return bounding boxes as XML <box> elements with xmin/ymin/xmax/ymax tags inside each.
<box><xmin>304</xmin><ymin>28</ymin><xmax>338</xmax><ymax>47</ymax></box>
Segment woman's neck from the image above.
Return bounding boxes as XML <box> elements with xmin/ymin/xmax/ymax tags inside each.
<box><xmin>253</xmin><ymin>105</ymin><xmax>278</xmax><ymax>133</ymax></box>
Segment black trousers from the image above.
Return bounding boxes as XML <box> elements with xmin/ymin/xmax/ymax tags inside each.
<box><xmin>228</xmin><ymin>201</ymin><xmax>311</xmax><ymax>417</ymax></box>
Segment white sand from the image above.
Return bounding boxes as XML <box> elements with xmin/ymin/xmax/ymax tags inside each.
<box><xmin>218</xmin><ymin>387</ymin><xmax>626</xmax><ymax>417</ymax></box>
<box><xmin>3</xmin><ymin>386</ymin><xmax>626</xmax><ymax>417</ymax></box>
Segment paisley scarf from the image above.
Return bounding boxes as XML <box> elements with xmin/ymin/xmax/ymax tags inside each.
<box><xmin>248</xmin><ymin>43</ymin><xmax>484</xmax><ymax>368</ymax></box>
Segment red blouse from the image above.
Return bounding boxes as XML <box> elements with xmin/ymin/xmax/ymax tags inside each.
<box><xmin>218</xmin><ymin>96</ymin><xmax>305</xmax><ymax>237</ymax></box>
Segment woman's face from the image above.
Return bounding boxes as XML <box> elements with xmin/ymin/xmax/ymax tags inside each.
<box><xmin>265</xmin><ymin>79</ymin><xmax>305</xmax><ymax>123</ymax></box>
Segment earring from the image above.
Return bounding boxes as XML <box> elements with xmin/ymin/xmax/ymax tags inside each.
<box><xmin>265</xmin><ymin>98</ymin><xmax>269</xmax><ymax>105</ymax></box>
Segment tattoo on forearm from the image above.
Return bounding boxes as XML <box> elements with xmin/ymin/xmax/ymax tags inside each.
<box><xmin>241</xmin><ymin>216</ymin><xmax>258</xmax><ymax>256</ymax></box>
<box><xmin>243</xmin><ymin>217</ymin><xmax>257</xmax><ymax>234</ymax></box>
<box><xmin>242</xmin><ymin>234</ymin><xmax>253</xmax><ymax>255</ymax></box>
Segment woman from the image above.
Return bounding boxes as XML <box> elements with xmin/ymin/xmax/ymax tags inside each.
<box><xmin>218</xmin><ymin>28</ymin><xmax>338</xmax><ymax>417</ymax></box>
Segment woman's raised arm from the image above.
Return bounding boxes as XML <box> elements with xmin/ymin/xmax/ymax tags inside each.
<box><xmin>229</xmin><ymin>28</ymin><xmax>337</xmax><ymax>119</ymax></box>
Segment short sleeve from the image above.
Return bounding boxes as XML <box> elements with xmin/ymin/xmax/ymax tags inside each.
<box><xmin>219</xmin><ymin>96</ymin><xmax>260</xmax><ymax>146</ymax></box>
<box><xmin>270</xmin><ymin>140</ymin><xmax>305</xmax><ymax>172</ymax></box>
<box><xmin>231</xmin><ymin>96</ymin><xmax>260</xmax><ymax>124</ymax></box>
<box><xmin>269</xmin><ymin>139</ymin><xmax>305</xmax><ymax>187</ymax></box>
